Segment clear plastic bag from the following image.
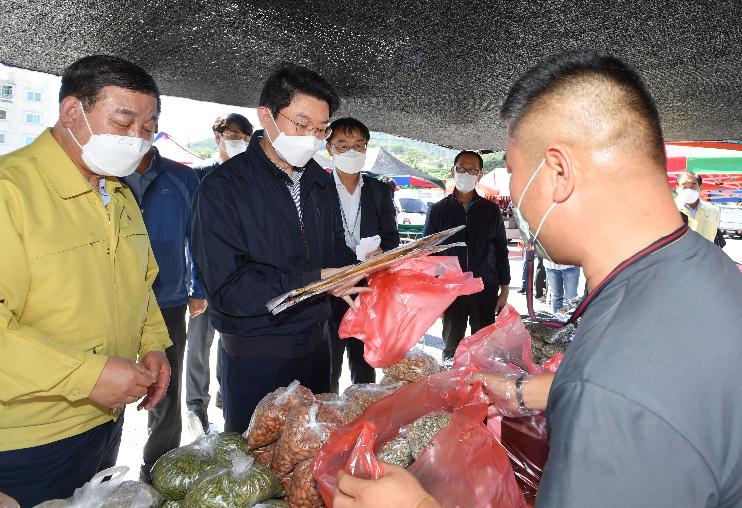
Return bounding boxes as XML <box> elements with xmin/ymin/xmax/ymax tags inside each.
<box><xmin>34</xmin><ymin>467</ymin><xmax>162</xmax><ymax>508</ymax></box>
<box><xmin>454</xmin><ymin>305</ymin><xmax>540</xmax><ymax>376</ymax></box>
<box><xmin>342</xmin><ymin>383</ymin><xmax>398</xmax><ymax>412</ymax></box>
<box><xmin>272</xmin><ymin>404</ymin><xmax>336</xmax><ymax>475</ymax></box>
<box><xmin>339</xmin><ymin>256</ymin><xmax>483</xmax><ymax>368</ymax></box>
<box><xmin>383</xmin><ymin>349</ymin><xmax>441</xmax><ymax>383</ymax></box>
<box><xmin>253</xmin><ymin>442</ymin><xmax>276</xmax><ymax>466</ymax></box>
<box><xmin>314</xmin><ymin>368</ymin><xmax>526</xmax><ymax>508</ymax></box>
<box><xmin>286</xmin><ymin>459</ymin><xmax>325</xmax><ymax>508</ymax></box>
<box><xmin>151</xmin><ymin>432</ymin><xmax>247</xmax><ymax>500</ymax></box>
<box><xmin>245</xmin><ymin>380</ymin><xmax>315</xmax><ymax>449</ymax></box>
<box><xmin>183</xmin><ymin>452</ymin><xmax>283</xmax><ymax>508</ymax></box>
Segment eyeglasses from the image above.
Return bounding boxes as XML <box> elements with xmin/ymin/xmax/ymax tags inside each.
<box><xmin>454</xmin><ymin>165</ymin><xmax>482</xmax><ymax>175</ymax></box>
<box><xmin>330</xmin><ymin>142</ymin><xmax>368</xmax><ymax>154</ymax></box>
<box><xmin>278</xmin><ymin>111</ymin><xmax>332</xmax><ymax>139</ymax></box>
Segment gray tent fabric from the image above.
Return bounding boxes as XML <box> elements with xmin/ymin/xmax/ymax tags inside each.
<box><xmin>315</xmin><ymin>148</ymin><xmax>446</xmax><ymax>188</ymax></box>
<box><xmin>366</xmin><ymin>148</ymin><xmax>446</xmax><ymax>188</ymax></box>
<box><xmin>0</xmin><ymin>0</ymin><xmax>739</xmax><ymax>149</ymax></box>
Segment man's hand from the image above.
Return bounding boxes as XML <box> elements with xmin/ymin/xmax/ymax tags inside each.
<box><xmin>365</xmin><ymin>248</ymin><xmax>383</xmax><ymax>260</ymax></box>
<box><xmin>88</xmin><ymin>357</ymin><xmax>157</xmax><ymax>409</ymax></box>
<box><xmin>188</xmin><ymin>298</ymin><xmax>208</xmax><ymax>318</ymax></box>
<box><xmin>137</xmin><ymin>351</ymin><xmax>171</xmax><ymax>411</ymax></box>
<box><xmin>334</xmin><ymin>464</ymin><xmax>440</xmax><ymax>508</ymax></box>
<box><xmin>321</xmin><ymin>266</ymin><xmax>372</xmax><ymax>311</ymax></box>
<box><xmin>466</xmin><ymin>371</ymin><xmax>520</xmax><ymax>417</ymax></box>
<box><xmin>496</xmin><ymin>285</ymin><xmax>509</xmax><ymax>315</ymax></box>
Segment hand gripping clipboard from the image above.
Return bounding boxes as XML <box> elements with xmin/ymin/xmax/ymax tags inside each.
<box><xmin>266</xmin><ymin>225</ymin><xmax>466</xmax><ymax>315</ymax></box>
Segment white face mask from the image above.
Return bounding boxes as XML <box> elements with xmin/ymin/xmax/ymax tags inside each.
<box><xmin>223</xmin><ymin>139</ymin><xmax>247</xmax><ymax>158</ymax></box>
<box><xmin>512</xmin><ymin>159</ymin><xmax>557</xmax><ymax>262</ymax></box>
<box><xmin>677</xmin><ymin>188</ymin><xmax>700</xmax><ymax>204</ymax></box>
<box><xmin>454</xmin><ymin>172</ymin><xmax>478</xmax><ymax>193</ymax></box>
<box><xmin>333</xmin><ymin>149</ymin><xmax>366</xmax><ymax>174</ymax></box>
<box><xmin>67</xmin><ymin>101</ymin><xmax>152</xmax><ymax>177</ymax></box>
<box><xmin>265</xmin><ymin>111</ymin><xmax>323</xmax><ymax>167</ymax></box>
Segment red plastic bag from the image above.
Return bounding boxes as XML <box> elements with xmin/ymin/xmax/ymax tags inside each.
<box><xmin>313</xmin><ymin>368</ymin><xmax>526</xmax><ymax>508</ymax></box>
<box><xmin>500</xmin><ymin>415</ymin><xmax>549</xmax><ymax>504</ymax></box>
<box><xmin>339</xmin><ymin>256</ymin><xmax>483</xmax><ymax>368</ymax></box>
<box><xmin>454</xmin><ymin>304</ymin><xmax>540</xmax><ymax>376</ymax></box>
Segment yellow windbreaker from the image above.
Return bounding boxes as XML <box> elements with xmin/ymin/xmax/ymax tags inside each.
<box><xmin>0</xmin><ymin>130</ymin><xmax>171</xmax><ymax>451</ymax></box>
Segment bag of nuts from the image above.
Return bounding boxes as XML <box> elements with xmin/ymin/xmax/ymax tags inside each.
<box><xmin>272</xmin><ymin>404</ymin><xmax>335</xmax><ymax>475</ymax></box>
<box><xmin>253</xmin><ymin>442</ymin><xmax>276</xmax><ymax>467</ymax></box>
<box><xmin>342</xmin><ymin>383</ymin><xmax>398</xmax><ymax>411</ymax></box>
<box><xmin>286</xmin><ymin>459</ymin><xmax>324</xmax><ymax>508</ymax></box>
<box><xmin>402</xmin><ymin>411</ymin><xmax>453</xmax><ymax>459</ymax></box>
<box><xmin>375</xmin><ymin>435</ymin><xmax>414</xmax><ymax>468</ymax></box>
<box><xmin>245</xmin><ymin>381</ymin><xmax>315</xmax><ymax>449</ymax></box>
<box><xmin>383</xmin><ymin>349</ymin><xmax>440</xmax><ymax>384</ymax></box>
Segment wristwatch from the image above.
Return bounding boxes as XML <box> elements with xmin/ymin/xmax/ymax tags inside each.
<box><xmin>515</xmin><ymin>373</ymin><xmax>529</xmax><ymax>412</ymax></box>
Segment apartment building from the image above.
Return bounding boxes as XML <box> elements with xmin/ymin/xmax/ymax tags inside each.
<box><xmin>0</xmin><ymin>64</ymin><xmax>61</xmax><ymax>155</ymax></box>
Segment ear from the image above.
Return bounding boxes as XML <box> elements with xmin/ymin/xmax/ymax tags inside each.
<box><xmin>544</xmin><ymin>143</ymin><xmax>575</xmax><ymax>204</ymax></box>
<box><xmin>59</xmin><ymin>96</ymin><xmax>81</xmax><ymax>129</ymax></box>
<box><xmin>257</xmin><ymin>106</ymin><xmax>271</xmax><ymax>130</ymax></box>
<box><xmin>326</xmin><ymin>142</ymin><xmax>333</xmax><ymax>157</ymax></box>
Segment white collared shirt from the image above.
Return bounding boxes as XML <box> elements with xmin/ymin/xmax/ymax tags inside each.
<box><xmin>333</xmin><ymin>169</ymin><xmax>364</xmax><ymax>249</ymax></box>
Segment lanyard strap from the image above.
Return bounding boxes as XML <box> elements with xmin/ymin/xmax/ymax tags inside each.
<box><xmin>525</xmin><ymin>225</ymin><xmax>689</xmax><ymax>328</ymax></box>
<box><xmin>340</xmin><ymin>196</ymin><xmax>362</xmax><ymax>242</ymax></box>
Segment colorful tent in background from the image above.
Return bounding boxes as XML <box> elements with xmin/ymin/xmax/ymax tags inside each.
<box><xmin>386</xmin><ymin>175</ymin><xmax>439</xmax><ymax>188</ymax></box>
<box><xmin>665</xmin><ymin>142</ymin><xmax>742</xmax><ymax>203</ymax></box>
<box><xmin>153</xmin><ymin>132</ymin><xmax>204</xmax><ymax>167</ymax></box>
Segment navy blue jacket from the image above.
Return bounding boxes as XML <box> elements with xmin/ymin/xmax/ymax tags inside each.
<box><xmin>424</xmin><ymin>191</ymin><xmax>511</xmax><ymax>296</ymax></box>
<box><xmin>122</xmin><ymin>147</ymin><xmax>204</xmax><ymax>309</ymax></box>
<box><xmin>191</xmin><ymin>131</ymin><xmax>356</xmax><ymax>344</ymax></box>
<box><xmin>330</xmin><ymin>173</ymin><xmax>400</xmax><ymax>252</ymax></box>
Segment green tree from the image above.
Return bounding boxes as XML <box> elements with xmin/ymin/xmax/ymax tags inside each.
<box><xmin>193</xmin><ymin>147</ymin><xmax>214</xmax><ymax>159</ymax></box>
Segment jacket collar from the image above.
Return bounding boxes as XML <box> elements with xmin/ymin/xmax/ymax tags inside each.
<box><xmin>450</xmin><ymin>188</ymin><xmax>482</xmax><ymax>204</ymax></box>
<box><xmin>34</xmin><ymin>129</ymin><xmax>124</xmax><ymax>199</ymax></box>
<box><xmin>250</xmin><ymin>130</ymin><xmax>327</xmax><ymax>189</ymax></box>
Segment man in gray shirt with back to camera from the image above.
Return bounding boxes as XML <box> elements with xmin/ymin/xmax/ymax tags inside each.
<box><xmin>333</xmin><ymin>51</ymin><xmax>742</xmax><ymax>508</ymax></box>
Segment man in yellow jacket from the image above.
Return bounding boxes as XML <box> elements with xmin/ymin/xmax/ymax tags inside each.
<box><xmin>0</xmin><ymin>55</ymin><xmax>172</xmax><ymax>506</ymax></box>
<box><xmin>676</xmin><ymin>172</ymin><xmax>720</xmax><ymax>242</ymax></box>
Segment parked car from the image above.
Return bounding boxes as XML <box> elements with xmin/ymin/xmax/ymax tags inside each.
<box><xmin>719</xmin><ymin>205</ymin><xmax>742</xmax><ymax>238</ymax></box>
<box><xmin>395</xmin><ymin>197</ymin><xmax>428</xmax><ymax>225</ymax></box>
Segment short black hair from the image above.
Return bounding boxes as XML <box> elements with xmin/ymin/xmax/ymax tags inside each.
<box><xmin>328</xmin><ymin>117</ymin><xmax>370</xmax><ymax>142</ymax></box>
<box><xmin>259</xmin><ymin>63</ymin><xmax>340</xmax><ymax>118</ymax></box>
<box><xmin>59</xmin><ymin>55</ymin><xmax>160</xmax><ymax>114</ymax></box>
<box><xmin>678</xmin><ymin>172</ymin><xmax>702</xmax><ymax>186</ymax></box>
<box><xmin>501</xmin><ymin>51</ymin><xmax>665</xmax><ymax>166</ymax></box>
<box><xmin>213</xmin><ymin>113</ymin><xmax>253</xmax><ymax>136</ymax></box>
<box><xmin>454</xmin><ymin>150</ymin><xmax>484</xmax><ymax>170</ymax></box>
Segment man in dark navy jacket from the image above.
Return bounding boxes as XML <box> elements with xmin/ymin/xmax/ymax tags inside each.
<box><xmin>191</xmin><ymin>64</ymin><xmax>360</xmax><ymax>433</ymax></box>
<box><xmin>424</xmin><ymin>151</ymin><xmax>511</xmax><ymax>360</ymax></box>
<box><xmin>326</xmin><ymin>117</ymin><xmax>400</xmax><ymax>393</ymax></box>
<box><xmin>122</xmin><ymin>144</ymin><xmax>204</xmax><ymax>482</ymax></box>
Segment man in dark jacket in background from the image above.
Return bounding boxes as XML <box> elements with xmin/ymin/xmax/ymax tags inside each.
<box><xmin>191</xmin><ymin>64</ymin><xmax>362</xmax><ymax>433</ymax></box>
<box><xmin>424</xmin><ymin>150</ymin><xmax>510</xmax><ymax>360</ymax></box>
<box><xmin>326</xmin><ymin>117</ymin><xmax>400</xmax><ymax>392</ymax></box>
<box><xmin>122</xmin><ymin>145</ymin><xmax>204</xmax><ymax>482</ymax></box>
<box><xmin>185</xmin><ymin>112</ymin><xmax>253</xmax><ymax>433</ymax></box>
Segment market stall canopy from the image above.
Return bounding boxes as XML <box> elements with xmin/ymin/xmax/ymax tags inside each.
<box><xmin>1</xmin><ymin>1</ymin><xmax>740</xmax><ymax>149</ymax></box>
<box><xmin>153</xmin><ymin>132</ymin><xmax>204</xmax><ymax>167</ymax></box>
<box><xmin>665</xmin><ymin>142</ymin><xmax>742</xmax><ymax>202</ymax></box>
<box><xmin>365</xmin><ymin>148</ymin><xmax>446</xmax><ymax>188</ymax></box>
